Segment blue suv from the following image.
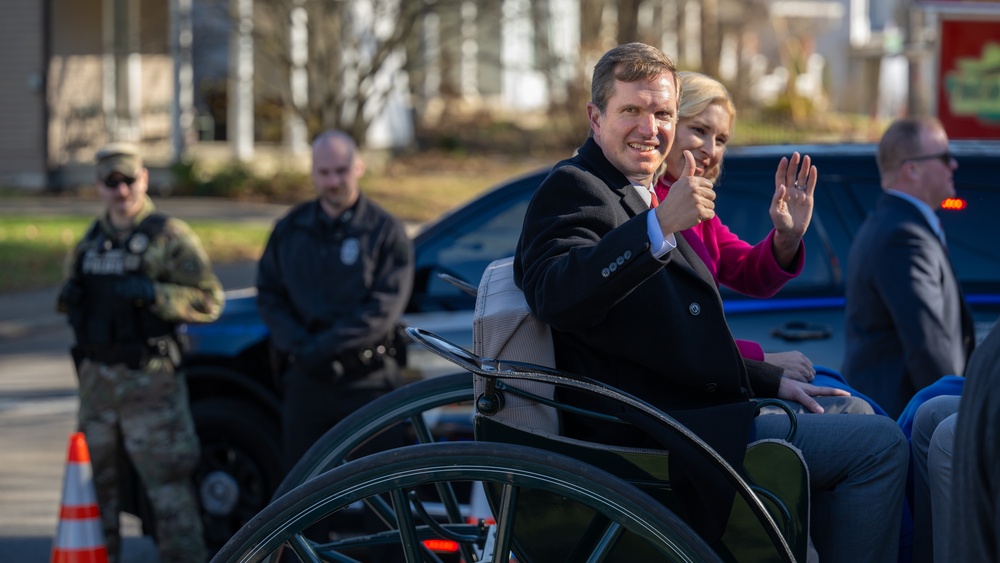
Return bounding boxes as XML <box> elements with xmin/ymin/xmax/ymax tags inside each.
<box><xmin>179</xmin><ymin>141</ymin><xmax>1000</xmax><ymax>550</ymax></box>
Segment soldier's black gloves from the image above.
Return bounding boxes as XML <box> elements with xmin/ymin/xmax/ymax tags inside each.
<box><xmin>114</xmin><ymin>276</ymin><xmax>156</xmax><ymax>306</ymax></box>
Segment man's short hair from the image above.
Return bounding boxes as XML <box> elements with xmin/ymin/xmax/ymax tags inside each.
<box><xmin>312</xmin><ymin>129</ymin><xmax>359</xmax><ymax>163</ymax></box>
<box><xmin>877</xmin><ymin>116</ymin><xmax>943</xmax><ymax>176</ymax></box>
<box><xmin>591</xmin><ymin>42</ymin><xmax>678</xmax><ymax>113</ymax></box>
<box><xmin>95</xmin><ymin>142</ymin><xmax>142</xmax><ymax>182</ymax></box>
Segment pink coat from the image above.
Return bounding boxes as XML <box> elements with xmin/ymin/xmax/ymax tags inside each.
<box><xmin>654</xmin><ymin>177</ymin><xmax>804</xmax><ymax>361</ymax></box>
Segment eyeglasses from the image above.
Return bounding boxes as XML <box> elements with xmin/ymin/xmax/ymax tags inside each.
<box><xmin>102</xmin><ymin>175</ymin><xmax>136</xmax><ymax>188</ymax></box>
<box><xmin>904</xmin><ymin>151</ymin><xmax>954</xmax><ymax>166</ymax></box>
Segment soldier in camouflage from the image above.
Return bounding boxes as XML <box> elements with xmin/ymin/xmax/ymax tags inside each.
<box><xmin>56</xmin><ymin>142</ymin><xmax>224</xmax><ymax>563</ymax></box>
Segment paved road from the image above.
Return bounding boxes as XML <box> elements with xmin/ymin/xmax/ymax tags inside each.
<box><xmin>0</xmin><ymin>195</ymin><xmax>279</xmax><ymax>562</ymax></box>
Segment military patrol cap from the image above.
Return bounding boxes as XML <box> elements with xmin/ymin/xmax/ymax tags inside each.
<box><xmin>96</xmin><ymin>142</ymin><xmax>143</xmax><ymax>182</ymax></box>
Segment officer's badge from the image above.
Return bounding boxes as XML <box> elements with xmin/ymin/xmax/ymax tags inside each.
<box><xmin>341</xmin><ymin>237</ymin><xmax>360</xmax><ymax>266</ymax></box>
<box><xmin>129</xmin><ymin>232</ymin><xmax>149</xmax><ymax>254</ymax></box>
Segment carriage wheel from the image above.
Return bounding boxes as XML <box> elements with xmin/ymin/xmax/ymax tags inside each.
<box><xmin>212</xmin><ymin>441</ymin><xmax>720</xmax><ymax>563</ymax></box>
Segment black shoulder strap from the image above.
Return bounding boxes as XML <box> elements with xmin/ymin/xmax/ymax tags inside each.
<box><xmin>73</xmin><ymin>219</ymin><xmax>105</xmax><ymax>277</ymax></box>
<box><xmin>81</xmin><ymin>219</ymin><xmax>103</xmax><ymax>242</ymax></box>
<box><xmin>135</xmin><ymin>212</ymin><xmax>169</xmax><ymax>238</ymax></box>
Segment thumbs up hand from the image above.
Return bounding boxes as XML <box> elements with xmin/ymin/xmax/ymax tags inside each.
<box><xmin>656</xmin><ymin>150</ymin><xmax>716</xmax><ymax>235</ymax></box>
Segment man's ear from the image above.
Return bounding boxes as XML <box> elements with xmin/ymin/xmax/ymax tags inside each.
<box><xmin>355</xmin><ymin>157</ymin><xmax>366</xmax><ymax>178</ymax></box>
<box><xmin>586</xmin><ymin>103</ymin><xmax>602</xmax><ymax>134</ymax></box>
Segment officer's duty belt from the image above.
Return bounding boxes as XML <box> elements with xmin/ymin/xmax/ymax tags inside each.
<box><xmin>73</xmin><ymin>336</ymin><xmax>181</xmax><ymax>370</ymax></box>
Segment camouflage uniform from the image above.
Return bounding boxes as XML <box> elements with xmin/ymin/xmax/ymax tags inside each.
<box><xmin>57</xmin><ymin>195</ymin><xmax>223</xmax><ymax>563</ymax></box>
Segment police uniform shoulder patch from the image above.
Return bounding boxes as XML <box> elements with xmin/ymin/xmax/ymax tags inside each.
<box><xmin>341</xmin><ymin>237</ymin><xmax>360</xmax><ymax>266</ymax></box>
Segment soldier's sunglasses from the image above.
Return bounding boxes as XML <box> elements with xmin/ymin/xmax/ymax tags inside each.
<box><xmin>904</xmin><ymin>151</ymin><xmax>954</xmax><ymax>166</ymax></box>
<box><xmin>102</xmin><ymin>175</ymin><xmax>137</xmax><ymax>188</ymax></box>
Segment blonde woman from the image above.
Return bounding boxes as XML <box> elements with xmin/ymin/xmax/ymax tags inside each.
<box><xmin>654</xmin><ymin>72</ymin><xmax>820</xmax><ymax>384</ymax></box>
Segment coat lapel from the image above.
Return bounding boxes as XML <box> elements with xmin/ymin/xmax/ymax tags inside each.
<box><xmin>575</xmin><ymin>138</ymin><xmax>718</xmax><ymax>290</ymax></box>
<box><xmin>576</xmin><ymin>139</ymin><xmax>648</xmax><ymax>216</ymax></box>
<box><xmin>882</xmin><ymin>194</ymin><xmax>975</xmax><ymax>358</ymax></box>
<box><xmin>621</xmin><ymin>186</ymin><xmax>648</xmax><ymax>216</ymax></box>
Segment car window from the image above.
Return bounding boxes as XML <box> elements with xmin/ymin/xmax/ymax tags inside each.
<box><xmin>714</xmin><ymin>175</ymin><xmax>837</xmax><ymax>296</ymax></box>
<box><xmin>411</xmin><ymin>187</ymin><xmax>533</xmax><ymax>311</ymax></box>
<box><xmin>941</xmin><ymin>180</ymin><xmax>1000</xmax><ymax>289</ymax></box>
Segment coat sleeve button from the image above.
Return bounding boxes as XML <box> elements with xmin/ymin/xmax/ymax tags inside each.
<box><xmin>688</xmin><ymin>302</ymin><xmax>701</xmax><ymax>316</ymax></box>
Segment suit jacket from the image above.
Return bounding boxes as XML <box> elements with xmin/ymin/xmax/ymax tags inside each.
<box><xmin>514</xmin><ymin>138</ymin><xmax>782</xmax><ymax>437</ymax></box>
<box><xmin>843</xmin><ymin>192</ymin><xmax>974</xmax><ymax>418</ymax></box>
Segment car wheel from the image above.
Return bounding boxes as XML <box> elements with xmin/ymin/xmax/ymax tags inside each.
<box><xmin>191</xmin><ymin>397</ymin><xmax>282</xmax><ymax>553</ymax></box>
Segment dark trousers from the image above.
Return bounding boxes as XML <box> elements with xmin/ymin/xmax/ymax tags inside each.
<box><xmin>281</xmin><ymin>370</ymin><xmax>399</xmax><ymax>473</ymax></box>
<box><xmin>281</xmin><ymin>369</ymin><xmax>404</xmax><ymax>561</ymax></box>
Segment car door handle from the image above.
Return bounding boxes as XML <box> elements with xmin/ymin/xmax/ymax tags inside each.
<box><xmin>770</xmin><ymin>322</ymin><xmax>832</xmax><ymax>342</ymax></box>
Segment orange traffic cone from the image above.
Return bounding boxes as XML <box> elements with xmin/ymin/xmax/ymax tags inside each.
<box><xmin>51</xmin><ymin>432</ymin><xmax>108</xmax><ymax>563</ymax></box>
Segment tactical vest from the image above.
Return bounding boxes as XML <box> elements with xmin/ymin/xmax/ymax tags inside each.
<box><xmin>72</xmin><ymin>213</ymin><xmax>175</xmax><ymax>351</ymax></box>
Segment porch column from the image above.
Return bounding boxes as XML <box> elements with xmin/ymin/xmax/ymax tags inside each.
<box><xmin>229</xmin><ymin>0</ymin><xmax>254</xmax><ymax>160</ymax></box>
<box><xmin>170</xmin><ymin>0</ymin><xmax>195</xmax><ymax>161</ymax></box>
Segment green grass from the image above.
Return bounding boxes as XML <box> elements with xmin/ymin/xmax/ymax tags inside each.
<box><xmin>363</xmin><ymin>164</ymin><xmax>549</xmax><ymax>223</ymax></box>
<box><xmin>0</xmin><ymin>216</ymin><xmax>270</xmax><ymax>293</ymax></box>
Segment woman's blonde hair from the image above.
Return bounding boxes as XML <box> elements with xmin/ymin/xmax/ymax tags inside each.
<box><xmin>678</xmin><ymin>72</ymin><xmax>735</xmax><ymax>127</ymax></box>
<box><xmin>660</xmin><ymin>72</ymin><xmax>735</xmax><ymax>182</ymax></box>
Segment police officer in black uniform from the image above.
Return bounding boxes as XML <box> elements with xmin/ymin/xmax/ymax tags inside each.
<box><xmin>256</xmin><ymin>129</ymin><xmax>414</xmax><ymax>473</ymax></box>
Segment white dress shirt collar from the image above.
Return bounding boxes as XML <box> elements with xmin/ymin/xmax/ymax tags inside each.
<box><xmin>885</xmin><ymin>189</ymin><xmax>945</xmax><ymax>240</ymax></box>
<box><xmin>631</xmin><ymin>181</ymin><xmax>654</xmax><ymax>208</ymax></box>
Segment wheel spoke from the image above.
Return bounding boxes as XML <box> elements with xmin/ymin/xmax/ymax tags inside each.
<box><xmin>411</xmin><ymin>412</ymin><xmax>474</xmax><ymax>557</ymax></box>
<box><xmin>363</xmin><ymin>493</ymin><xmax>398</xmax><ymax>530</ymax></box>
<box><xmin>585</xmin><ymin>521</ymin><xmax>625</xmax><ymax>563</ymax></box>
<box><xmin>489</xmin><ymin>483</ymin><xmax>519</xmax><ymax>562</ymax></box>
<box><xmin>412</xmin><ymin>412</ymin><xmax>434</xmax><ymax>444</ymax></box>
<box><xmin>285</xmin><ymin>532</ymin><xmax>324</xmax><ymax>562</ymax></box>
<box><xmin>390</xmin><ymin>488</ymin><xmax>429</xmax><ymax>563</ymax></box>
<box><xmin>432</xmin><ymin>480</ymin><xmax>466</xmax><ymax>524</ymax></box>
